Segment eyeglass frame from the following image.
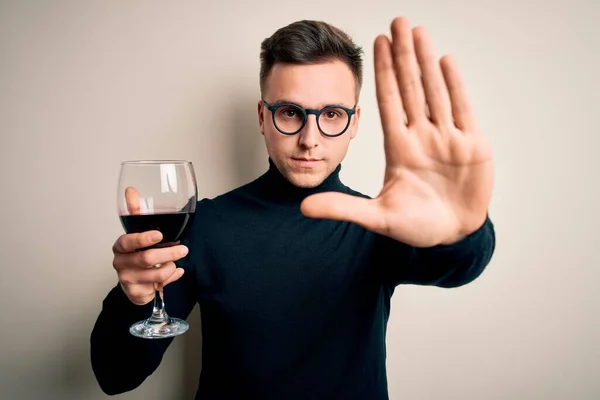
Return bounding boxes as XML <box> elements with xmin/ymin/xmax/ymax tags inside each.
<box><xmin>262</xmin><ymin>100</ymin><xmax>357</xmax><ymax>138</ymax></box>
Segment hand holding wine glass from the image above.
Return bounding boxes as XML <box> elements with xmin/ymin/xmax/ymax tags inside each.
<box><xmin>112</xmin><ymin>196</ymin><xmax>189</xmax><ymax>307</ymax></box>
<box><xmin>115</xmin><ymin>160</ymin><xmax>197</xmax><ymax>339</ymax></box>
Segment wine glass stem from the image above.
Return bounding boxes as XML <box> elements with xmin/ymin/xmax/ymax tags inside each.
<box><xmin>149</xmin><ymin>283</ymin><xmax>170</xmax><ymax>324</ymax></box>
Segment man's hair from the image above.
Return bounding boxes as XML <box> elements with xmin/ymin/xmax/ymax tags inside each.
<box><xmin>259</xmin><ymin>20</ymin><xmax>364</xmax><ymax>101</ymax></box>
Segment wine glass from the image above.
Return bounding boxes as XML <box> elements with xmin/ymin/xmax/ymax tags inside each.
<box><xmin>117</xmin><ymin>160</ymin><xmax>197</xmax><ymax>339</ymax></box>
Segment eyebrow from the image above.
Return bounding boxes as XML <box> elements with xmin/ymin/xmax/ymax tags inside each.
<box><xmin>270</xmin><ymin>98</ymin><xmax>354</xmax><ymax>109</ymax></box>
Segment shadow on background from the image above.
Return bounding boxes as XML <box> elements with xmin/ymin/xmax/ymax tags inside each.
<box><xmin>225</xmin><ymin>93</ymin><xmax>269</xmax><ymax>186</ymax></box>
<box><xmin>180</xmin><ymin>91</ymin><xmax>266</xmax><ymax>399</ymax></box>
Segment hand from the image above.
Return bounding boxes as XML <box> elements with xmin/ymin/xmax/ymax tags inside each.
<box><xmin>301</xmin><ymin>17</ymin><xmax>494</xmax><ymax>247</ymax></box>
<box><xmin>112</xmin><ymin>187</ymin><xmax>189</xmax><ymax>305</ymax></box>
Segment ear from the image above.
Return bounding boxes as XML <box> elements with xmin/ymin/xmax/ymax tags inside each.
<box><xmin>257</xmin><ymin>100</ymin><xmax>265</xmax><ymax>136</ymax></box>
<box><xmin>349</xmin><ymin>105</ymin><xmax>361</xmax><ymax>140</ymax></box>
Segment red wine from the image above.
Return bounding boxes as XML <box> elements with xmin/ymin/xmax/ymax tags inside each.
<box><xmin>120</xmin><ymin>212</ymin><xmax>195</xmax><ymax>246</ymax></box>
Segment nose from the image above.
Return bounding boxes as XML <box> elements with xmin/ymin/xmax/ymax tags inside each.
<box><xmin>298</xmin><ymin>115</ymin><xmax>320</xmax><ymax>149</ymax></box>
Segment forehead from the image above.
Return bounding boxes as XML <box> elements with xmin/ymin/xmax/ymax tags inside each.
<box><xmin>264</xmin><ymin>60</ymin><xmax>356</xmax><ymax>107</ymax></box>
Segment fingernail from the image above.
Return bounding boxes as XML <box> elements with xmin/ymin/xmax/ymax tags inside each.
<box><xmin>180</xmin><ymin>246</ymin><xmax>189</xmax><ymax>256</ymax></box>
<box><xmin>151</xmin><ymin>232</ymin><xmax>162</xmax><ymax>242</ymax></box>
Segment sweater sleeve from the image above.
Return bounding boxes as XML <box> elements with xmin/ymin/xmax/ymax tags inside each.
<box><xmin>89</xmin><ymin>257</ymin><xmax>197</xmax><ymax>395</ymax></box>
<box><xmin>377</xmin><ymin>215</ymin><xmax>496</xmax><ymax>288</ymax></box>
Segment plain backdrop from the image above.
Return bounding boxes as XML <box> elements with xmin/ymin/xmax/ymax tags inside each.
<box><xmin>1</xmin><ymin>0</ymin><xmax>598</xmax><ymax>399</ymax></box>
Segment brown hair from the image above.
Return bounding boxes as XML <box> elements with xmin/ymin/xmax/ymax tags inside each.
<box><xmin>259</xmin><ymin>20</ymin><xmax>364</xmax><ymax>101</ymax></box>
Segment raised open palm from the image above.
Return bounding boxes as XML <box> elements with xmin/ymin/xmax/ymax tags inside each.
<box><xmin>301</xmin><ymin>17</ymin><xmax>494</xmax><ymax>247</ymax></box>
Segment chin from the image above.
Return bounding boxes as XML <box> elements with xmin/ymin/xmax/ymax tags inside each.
<box><xmin>285</xmin><ymin>170</ymin><xmax>326</xmax><ymax>188</ymax></box>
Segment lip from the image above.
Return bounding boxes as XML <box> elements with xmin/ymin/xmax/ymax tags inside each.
<box><xmin>291</xmin><ymin>158</ymin><xmax>323</xmax><ymax>167</ymax></box>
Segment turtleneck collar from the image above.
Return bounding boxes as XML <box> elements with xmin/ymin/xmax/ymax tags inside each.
<box><xmin>255</xmin><ymin>158</ymin><xmax>346</xmax><ymax>204</ymax></box>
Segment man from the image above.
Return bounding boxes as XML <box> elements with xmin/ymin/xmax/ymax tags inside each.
<box><xmin>91</xmin><ymin>16</ymin><xmax>496</xmax><ymax>400</ymax></box>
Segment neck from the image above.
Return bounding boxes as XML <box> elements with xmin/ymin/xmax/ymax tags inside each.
<box><xmin>256</xmin><ymin>158</ymin><xmax>345</xmax><ymax>204</ymax></box>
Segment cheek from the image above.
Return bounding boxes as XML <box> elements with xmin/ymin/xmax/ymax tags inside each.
<box><xmin>329</xmin><ymin>138</ymin><xmax>352</xmax><ymax>159</ymax></box>
<box><xmin>263</xmin><ymin>128</ymin><xmax>290</xmax><ymax>151</ymax></box>
<box><xmin>263</xmin><ymin>126</ymin><xmax>279</xmax><ymax>143</ymax></box>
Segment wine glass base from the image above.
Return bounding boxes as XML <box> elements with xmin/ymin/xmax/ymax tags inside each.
<box><xmin>130</xmin><ymin>317</ymin><xmax>189</xmax><ymax>339</ymax></box>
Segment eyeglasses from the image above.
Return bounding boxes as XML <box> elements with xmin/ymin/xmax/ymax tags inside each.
<box><xmin>262</xmin><ymin>100</ymin><xmax>356</xmax><ymax>137</ymax></box>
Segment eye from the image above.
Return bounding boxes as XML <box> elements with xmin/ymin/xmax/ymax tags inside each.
<box><xmin>277</xmin><ymin>106</ymin><xmax>302</xmax><ymax>119</ymax></box>
<box><xmin>323</xmin><ymin>108</ymin><xmax>343</xmax><ymax>119</ymax></box>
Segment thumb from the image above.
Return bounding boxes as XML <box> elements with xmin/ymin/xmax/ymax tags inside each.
<box><xmin>300</xmin><ymin>192</ymin><xmax>385</xmax><ymax>232</ymax></box>
<box><xmin>125</xmin><ymin>186</ymin><xmax>141</xmax><ymax>215</ymax></box>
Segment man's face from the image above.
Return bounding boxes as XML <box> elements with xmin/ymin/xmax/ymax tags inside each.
<box><xmin>258</xmin><ymin>60</ymin><xmax>361</xmax><ymax>188</ymax></box>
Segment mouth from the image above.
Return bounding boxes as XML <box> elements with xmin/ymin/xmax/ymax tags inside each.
<box><xmin>291</xmin><ymin>157</ymin><xmax>323</xmax><ymax>168</ymax></box>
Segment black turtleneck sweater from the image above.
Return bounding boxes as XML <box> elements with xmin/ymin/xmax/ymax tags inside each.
<box><xmin>90</xmin><ymin>159</ymin><xmax>496</xmax><ymax>400</ymax></box>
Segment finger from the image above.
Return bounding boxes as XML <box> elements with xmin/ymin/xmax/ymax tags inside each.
<box><xmin>391</xmin><ymin>17</ymin><xmax>427</xmax><ymax>125</ymax></box>
<box><xmin>162</xmin><ymin>267</ymin><xmax>185</xmax><ymax>287</ymax></box>
<box><xmin>122</xmin><ymin>284</ymin><xmax>155</xmax><ymax>306</ymax></box>
<box><xmin>114</xmin><ymin>244</ymin><xmax>189</xmax><ymax>270</ymax></box>
<box><xmin>374</xmin><ymin>35</ymin><xmax>408</xmax><ymax>167</ymax></box>
<box><xmin>125</xmin><ymin>186</ymin><xmax>141</xmax><ymax>215</ymax></box>
<box><xmin>440</xmin><ymin>55</ymin><xmax>478</xmax><ymax>132</ymax></box>
<box><xmin>300</xmin><ymin>193</ymin><xmax>386</xmax><ymax>233</ymax></box>
<box><xmin>374</xmin><ymin>34</ymin><xmax>406</xmax><ymax>132</ymax></box>
<box><xmin>413</xmin><ymin>27</ymin><xmax>452</xmax><ymax>126</ymax></box>
<box><xmin>119</xmin><ymin>261</ymin><xmax>178</xmax><ymax>285</ymax></box>
<box><xmin>112</xmin><ymin>230</ymin><xmax>163</xmax><ymax>254</ymax></box>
